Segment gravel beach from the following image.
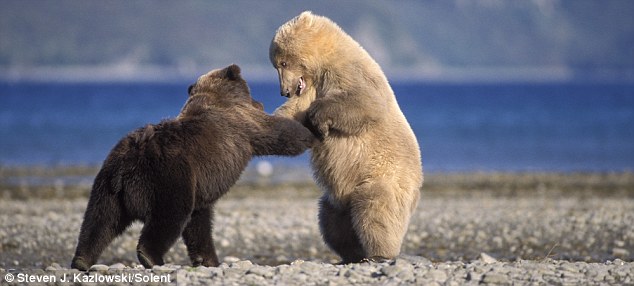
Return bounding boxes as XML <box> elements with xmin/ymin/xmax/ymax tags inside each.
<box><xmin>1</xmin><ymin>169</ymin><xmax>633</xmax><ymax>285</ymax></box>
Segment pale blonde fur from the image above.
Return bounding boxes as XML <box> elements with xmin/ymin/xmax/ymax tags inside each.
<box><xmin>271</xmin><ymin>11</ymin><xmax>422</xmax><ymax>261</ymax></box>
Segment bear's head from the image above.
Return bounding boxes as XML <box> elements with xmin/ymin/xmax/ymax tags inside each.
<box><xmin>270</xmin><ymin>11</ymin><xmax>349</xmax><ymax>99</ymax></box>
<box><xmin>179</xmin><ymin>64</ymin><xmax>264</xmax><ymax>118</ymax></box>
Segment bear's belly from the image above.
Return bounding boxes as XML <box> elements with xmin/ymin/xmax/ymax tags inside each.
<box><xmin>311</xmin><ymin>136</ymin><xmax>378</xmax><ymax>202</ymax></box>
<box><xmin>310</xmin><ymin>126</ymin><xmax>422</xmax><ymax>206</ymax></box>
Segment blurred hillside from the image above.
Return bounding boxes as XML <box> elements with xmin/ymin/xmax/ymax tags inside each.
<box><xmin>1</xmin><ymin>0</ymin><xmax>632</xmax><ymax>82</ymax></box>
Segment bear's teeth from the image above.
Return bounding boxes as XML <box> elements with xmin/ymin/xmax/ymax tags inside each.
<box><xmin>297</xmin><ymin>77</ymin><xmax>306</xmax><ymax>93</ymax></box>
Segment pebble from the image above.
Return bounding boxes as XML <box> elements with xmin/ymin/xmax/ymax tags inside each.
<box><xmin>223</xmin><ymin>256</ymin><xmax>240</xmax><ymax>264</ymax></box>
<box><xmin>89</xmin><ymin>264</ymin><xmax>109</xmax><ymax>271</ymax></box>
<box><xmin>398</xmin><ymin>254</ymin><xmax>432</xmax><ymax>266</ymax></box>
<box><xmin>109</xmin><ymin>262</ymin><xmax>126</xmax><ymax>270</ymax></box>
<box><xmin>480</xmin><ymin>252</ymin><xmax>498</xmax><ymax>263</ymax></box>
<box><xmin>199</xmin><ymin>266</ymin><xmax>223</xmax><ymax>277</ymax></box>
<box><xmin>427</xmin><ymin>269</ymin><xmax>448</xmax><ymax>282</ymax></box>
<box><xmin>612</xmin><ymin>248</ymin><xmax>630</xmax><ymax>258</ymax></box>
<box><xmin>1</xmin><ymin>180</ymin><xmax>634</xmax><ymax>285</ymax></box>
<box><xmin>298</xmin><ymin>261</ymin><xmax>322</xmax><ymax>273</ymax></box>
<box><xmin>380</xmin><ymin>265</ymin><xmax>402</xmax><ymax>277</ymax></box>
<box><xmin>247</xmin><ymin>266</ymin><xmax>275</xmax><ymax>278</ymax></box>
<box><xmin>231</xmin><ymin>260</ymin><xmax>253</xmax><ymax>268</ymax></box>
<box><xmin>152</xmin><ymin>265</ymin><xmax>174</xmax><ymax>272</ymax></box>
<box><xmin>481</xmin><ymin>272</ymin><xmax>510</xmax><ymax>284</ymax></box>
<box><xmin>45</xmin><ymin>263</ymin><xmax>60</xmax><ymax>271</ymax></box>
<box><xmin>243</xmin><ymin>273</ymin><xmax>266</xmax><ymax>285</ymax></box>
<box><xmin>219</xmin><ymin>239</ymin><xmax>230</xmax><ymax>248</ymax></box>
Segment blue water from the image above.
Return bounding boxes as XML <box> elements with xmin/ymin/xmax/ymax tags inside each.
<box><xmin>1</xmin><ymin>81</ymin><xmax>633</xmax><ymax>172</ymax></box>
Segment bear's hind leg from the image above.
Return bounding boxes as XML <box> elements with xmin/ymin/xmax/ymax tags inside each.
<box><xmin>72</xmin><ymin>193</ymin><xmax>133</xmax><ymax>271</ymax></box>
<box><xmin>137</xmin><ymin>207</ymin><xmax>191</xmax><ymax>268</ymax></box>
<box><xmin>318</xmin><ymin>195</ymin><xmax>366</xmax><ymax>263</ymax></box>
<box><xmin>182</xmin><ymin>206</ymin><xmax>219</xmax><ymax>267</ymax></box>
<box><xmin>349</xmin><ymin>181</ymin><xmax>410</xmax><ymax>261</ymax></box>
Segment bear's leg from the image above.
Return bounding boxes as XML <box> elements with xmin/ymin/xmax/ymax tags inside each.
<box><xmin>349</xmin><ymin>181</ymin><xmax>410</xmax><ymax>261</ymax></box>
<box><xmin>72</xmin><ymin>193</ymin><xmax>133</xmax><ymax>271</ymax></box>
<box><xmin>182</xmin><ymin>206</ymin><xmax>219</xmax><ymax>267</ymax></box>
<box><xmin>137</xmin><ymin>208</ymin><xmax>190</xmax><ymax>268</ymax></box>
<box><xmin>318</xmin><ymin>195</ymin><xmax>366</xmax><ymax>263</ymax></box>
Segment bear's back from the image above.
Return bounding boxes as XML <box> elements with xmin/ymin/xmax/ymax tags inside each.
<box><xmin>106</xmin><ymin>113</ymin><xmax>252</xmax><ymax>177</ymax></box>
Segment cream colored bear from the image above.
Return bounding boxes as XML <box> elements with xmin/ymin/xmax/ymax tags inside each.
<box><xmin>270</xmin><ymin>11</ymin><xmax>423</xmax><ymax>263</ymax></box>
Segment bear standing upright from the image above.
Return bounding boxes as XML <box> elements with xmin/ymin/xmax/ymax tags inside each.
<box><xmin>71</xmin><ymin>64</ymin><xmax>315</xmax><ymax>270</ymax></box>
<box><xmin>270</xmin><ymin>11</ymin><xmax>423</xmax><ymax>263</ymax></box>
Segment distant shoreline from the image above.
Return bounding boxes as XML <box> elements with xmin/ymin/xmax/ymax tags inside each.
<box><xmin>2</xmin><ymin>165</ymin><xmax>633</xmax><ymax>200</ymax></box>
<box><xmin>2</xmin><ymin>65</ymin><xmax>633</xmax><ymax>84</ymax></box>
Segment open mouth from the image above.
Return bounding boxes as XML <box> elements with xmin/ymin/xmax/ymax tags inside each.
<box><xmin>296</xmin><ymin>76</ymin><xmax>305</xmax><ymax>96</ymax></box>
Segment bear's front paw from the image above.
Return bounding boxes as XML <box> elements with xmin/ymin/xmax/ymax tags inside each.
<box><xmin>302</xmin><ymin>114</ymin><xmax>325</xmax><ymax>141</ymax></box>
<box><xmin>307</xmin><ymin>108</ymin><xmax>330</xmax><ymax>139</ymax></box>
<box><xmin>317</xmin><ymin>121</ymin><xmax>330</xmax><ymax>138</ymax></box>
<box><xmin>309</xmin><ymin>135</ymin><xmax>321</xmax><ymax>147</ymax></box>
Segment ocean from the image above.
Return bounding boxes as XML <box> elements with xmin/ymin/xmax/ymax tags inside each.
<box><xmin>1</xmin><ymin>81</ymin><xmax>633</xmax><ymax>172</ymax></box>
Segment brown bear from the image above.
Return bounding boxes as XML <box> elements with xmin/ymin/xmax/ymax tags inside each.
<box><xmin>270</xmin><ymin>12</ymin><xmax>423</xmax><ymax>263</ymax></box>
<box><xmin>71</xmin><ymin>64</ymin><xmax>315</xmax><ymax>271</ymax></box>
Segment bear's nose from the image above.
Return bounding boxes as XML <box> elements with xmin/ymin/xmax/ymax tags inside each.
<box><xmin>281</xmin><ymin>89</ymin><xmax>291</xmax><ymax>97</ymax></box>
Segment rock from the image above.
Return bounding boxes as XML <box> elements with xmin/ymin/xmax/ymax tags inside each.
<box><xmin>109</xmin><ymin>263</ymin><xmax>126</xmax><ymax>270</ymax></box>
<box><xmin>612</xmin><ymin>259</ymin><xmax>626</xmax><ymax>266</ymax></box>
<box><xmin>482</xmin><ymin>272</ymin><xmax>510</xmax><ymax>284</ymax></box>
<box><xmin>198</xmin><ymin>266</ymin><xmax>223</xmax><ymax>277</ymax></box>
<box><xmin>276</xmin><ymin>264</ymin><xmax>293</xmax><ymax>275</ymax></box>
<box><xmin>381</xmin><ymin>265</ymin><xmax>401</xmax><ymax>277</ymax></box>
<box><xmin>290</xmin><ymin>259</ymin><xmax>305</xmax><ymax>265</ymax></box>
<box><xmin>466</xmin><ymin>270</ymin><xmax>482</xmax><ymax>282</ymax></box>
<box><xmin>152</xmin><ymin>265</ymin><xmax>173</xmax><ymax>272</ymax></box>
<box><xmin>344</xmin><ymin>269</ymin><xmax>370</xmax><ymax>283</ymax></box>
<box><xmin>247</xmin><ymin>266</ymin><xmax>275</xmax><ymax>278</ymax></box>
<box><xmin>231</xmin><ymin>260</ymin><xmax>253</xmax><ymax>269</ymax></box>
<box><xmin>223</xmin><ymin>256</ymin><xmax>240</xmax><ymax>264</ymax></box>
<box><xmin>45</xmin><ymin>263</ymin><xmax>61</xmax><ymax>271</ymax></box>
<box><xmin>427</xmin><ymin>269</ymin><xmax>448</xmax><ymax>283</ymax></box>
<box><xmin>223</xmin><ymin>267</ymin><xmax>248</xmax><ymax>278</ymax></box>
<box><xmin>380</xmin><ymin>264</ymin><xmax>414</xmax><ymax>281</ymax></box>
<box><xmin>397</xmin><ymin>255</ymin><xmax>432</xmax><ymax>266</ymax></box>
<box><xmin>480</xmin><ymin>252</ymin><xmax>498</xmax><ymax>263</ymax></box>
<box><xmin>89</xmin><ymin>264</ymin><xmax>109</xmax><ymax>271</ymax></box>
<box><xmin>299</xmin><ymin>261</ymin><xmax>323</xmax><ymax>274</ymax></box>
<box><xmin>555</xmin><ymin>262</ymin><xmax>574</xmax><ymax>272</ymax></box>
<box><xmin>612</xmin><ymin>248</ymin><xmax>630</xmax><ymax>258</ymax></box>
<box><xmin>243</xmin><ymin>273</ymin><xmax>266</xmax><ymax>285</ymax></box>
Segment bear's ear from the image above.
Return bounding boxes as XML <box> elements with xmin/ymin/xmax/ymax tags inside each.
<box><xmin>187</xmin><ymin>84</ymin><xmax>195</xmax><ymax>96</ymax></box>
<box><xmin>225</xmin><ymin>64</ymin><xmax>241</xmax><ymax>81</ymax></box>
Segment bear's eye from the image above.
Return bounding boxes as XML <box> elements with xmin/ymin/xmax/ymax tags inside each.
<box><xmin>280</xmin><ymin>62</ymin><xmax>287</xmax><ymax>68</ymax></box>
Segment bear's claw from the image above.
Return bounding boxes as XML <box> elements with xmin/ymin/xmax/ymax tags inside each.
<box><xmin>70</xmin><ymin>256</ymin><xmax>90</xmax><ymax>271</ymax></box>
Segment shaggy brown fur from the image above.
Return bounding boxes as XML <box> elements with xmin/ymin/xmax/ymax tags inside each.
<box><xmin>71</xmin><ymin>65</ymin><xmax>315</xmax><ymax>270</ymax></box>
<box><xmin>270</xmin><ymin>12</ymin><xmax>423</xmax><ymax>263</ymax></box>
